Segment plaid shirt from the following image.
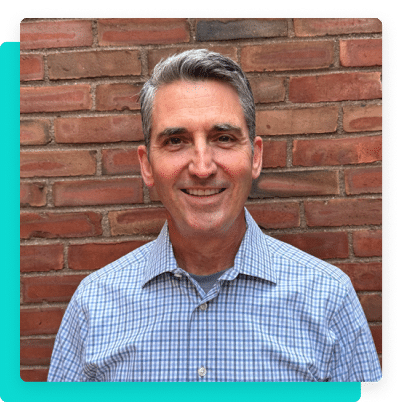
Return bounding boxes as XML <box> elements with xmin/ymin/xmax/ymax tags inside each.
<box><xmin>48</xmin><ymin>209</ymin><xmax>381</xmax><ymax>382</ymax></box>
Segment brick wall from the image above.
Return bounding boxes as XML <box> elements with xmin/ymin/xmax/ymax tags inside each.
<box><xmin>20</xmin><ymin>18</ymin><xmax>382</xmax><ymax>381</ymax></box>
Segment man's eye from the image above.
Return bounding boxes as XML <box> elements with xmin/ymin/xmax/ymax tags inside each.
<box><xmin>166</xmin><ymin>137</ymin><xmax>182</xmax><ymax>145</ymax></box>
<box><xmin>218</xmin><ymin>135</ymin><xmax>233</xmax><ymax>143</ymax></box>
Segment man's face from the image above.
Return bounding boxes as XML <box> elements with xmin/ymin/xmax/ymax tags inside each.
<box><xmin>138</xmin><ymin>79</ymin><xmax>262</xmax><ymax>237</ymax></box>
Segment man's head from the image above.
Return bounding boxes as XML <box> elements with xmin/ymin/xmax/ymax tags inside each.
<box><xmin>137</xmin><ymin>50</ymin><xmax>262</xmax><ymax>239</ymax></box>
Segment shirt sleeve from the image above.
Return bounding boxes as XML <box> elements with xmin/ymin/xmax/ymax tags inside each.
<box><xmin>47</xmin><ymin>291</ymin><xmax>90</xmax><ymax>382</ymax></box>
<box><xmin>328</xmin><ymin>282</ymin><xmax>382</xmax><ymax>382</ymax></box>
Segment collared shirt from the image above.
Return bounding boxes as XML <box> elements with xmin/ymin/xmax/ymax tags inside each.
<box><xmin>48</xmin><ymin>209</ymin><xmax>381</xmax><ymax>382</ymax></box>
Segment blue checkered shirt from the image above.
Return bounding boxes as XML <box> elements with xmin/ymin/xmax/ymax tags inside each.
<box><xmin>48</xmin><ymin>209</ymin><xmax>381</xmax><ymax>382</ymax></box>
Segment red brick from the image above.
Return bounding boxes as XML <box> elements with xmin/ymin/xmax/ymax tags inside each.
<box><xmin>20</xmin><ymin>368</ymin><xmax>49</xmax><ymax>382</ymax></box>
<box><xmin>20</xmin><ymin>119</ymin><xmax>51</xmax><ymax>146</ymax></box>
<box><xmin>336</xmin><ymin>262</ymin><xmax>382</xmax><ymax>291</ymax></box>
<box><xmin>275</xmin><ymin>231</ymin><xmax>349</xmax><ymax>259</ymax></box>
<box><xmin>345</xmin><ymin>167</ymin><xmax>382</xmax><ymax>195</ymax></box>
<box><xmin>305</xmin><ymin>198</ymin><xmax>382</xmax><ymax>227</ymax></box>
<box><xmin>102</xmin><ymin>147</ymin><xmax>141</xmax><ymax>175</ymax></box>
<box><xmin>358</xmin><ymin>293</ymin><xmax>382</xmax><ymax>322</ymax></box>
<box><xmin>147</xmin><ymin>45</ymin><xmax>238</xmax><ymax>73</ymax></box>
<box><xmin>251</xmin><ymin>171</ymin><xmax>339</xmax><ymax>198</ymax></box>
<box><xmin>68</xmin><ymin>240</ymin><xmax>148</xmax><ymax>271</ymax></box>
<box><xmin>20</xmin><ymin>212</ymin><xmax>102</xmax><ymax>239</ymax></box>
<box><xmin>293</xmin><ymin>135</ymin><xmax>382</xmax><ymax>167</ymax></box>
<box><xmin>20</xmin><ymin>84</ymin><xmax>92</xmax><ymax>113</ymax></box>
<box><xmin>20</xmin><ymin>244</ymin><xmax>64</xmax><ymax>273</ymax></box>
<box><xmin>20</xmin><ymin>182</ymin><xmax>47</xmax><ymax>207</ymax></box>
<box><xmin>20</xmin><ymin>307</ymin><xmax>65</xmax><ymax>335</ymax></box>
<box><xmin>256</xmin><ymin>106</ymin><xmax>338</xmax><ymax>136</ymax></box>
<box><xmin>20</xmin><ymin>54</ymin><xmax>44</xmax><ymax>81</ymax></box>
<box><xmin>262</xmin><ymin>140</ymin><xmax>286</xmax><ymax>168</ymax></box>
<box><xmin>370</xmin><ymin>325</ymin><xmax>382</xmax><ymax>354</ymax></box>
<box><xmin>53</xmin><ymin>178</ymin><xmax>143</xmax><ymax>207</ymax></box>
<box><xmin>245</xmin><ymin>202</ymin><xmax>300</xmax><ymax>229</ymax></box>
<box><xmin>47</xmin><ymin>50</ymin><xmax>141</xmax><ymax>80</ymax></box>
<box><xmin>353</xmin><ymin>230</ymin><xmax>382</xmax><ymax>257</ymax></box>
<box><xmin>340</xmin><ymin>39</ymin><xmax>382</xmax><ymax>67</ymax></box>
<box><xmin>54</xmin><ymin>115</ymin><xmax>143</xmax><ymax>144</ymax></box>
<box><xmin>21</xmin><ymin>338</ymin><xmax>55</xmax><ymax>366</ymax></box>
<box><xmin>249</xmin><ymin>77</ymin><xmax>285</xmax><ymax>104</ymax></box>
<box><xmin>20</xmin><ymin>150</ymin><xmax>96</xmax><ymax>178</ymax></box>
<box><xmin>343</xmin><ymin>104</ymin><xmax>382</xmax><ymax>133</ymax></box>
<box><xmin>241</xmin><ymin>41</ymin><xmax>334</xmax><ymax>72</ymax></box>
<box><xmin>20</xmin><ymin>20</ymin><xmax>93</xmax><ymax>50</ymax></box>
<box><xmin>289</xmin><ymin>72</ymin><xmax>381</xmax><ymax>103</ymax></box>
<box><xmin>22</xmin><ymin>274</ymin><xmax>86</xmax><ymax>303</ymax></box>
<box><xmin>98</xmin><ymin>18</ymin><xmax>190</xmax><ymax>46</ymax></box>
<box><xmin>96</xmin><ymin>83</ymin><xmax>142</xmax><ymax>111</ymax></box>
<box><xmin>293</xmin><ymin>18</ymin><xmax>382</xmax><ymax>37</ymax></box>
<box><xmin>109</xmin><ymin>207</ymin><xmax>167</xmax><ymax>236</ymax></box>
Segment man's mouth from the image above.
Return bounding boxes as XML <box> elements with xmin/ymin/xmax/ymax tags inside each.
<box><xmin>181</xmin><ymin>188</ymin><xmax>226</xmax><ymax>196</ymax></box>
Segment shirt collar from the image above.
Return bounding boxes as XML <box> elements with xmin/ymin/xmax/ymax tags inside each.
<box><xmin>141</xmin><ymin>207</ymin><xmax>277</xmax><ymax>287</ymax></box>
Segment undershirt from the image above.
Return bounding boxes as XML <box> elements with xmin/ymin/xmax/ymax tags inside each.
<box><xmin>189</xmin><ymin>267</ymin><xmax>232</xmax><ymax>294</ymax></box>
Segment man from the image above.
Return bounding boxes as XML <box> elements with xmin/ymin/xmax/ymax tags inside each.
<box><xmin>48</xmin><ymin>49</ymin><xmax>381</xmax><ymax>382</ymax></box>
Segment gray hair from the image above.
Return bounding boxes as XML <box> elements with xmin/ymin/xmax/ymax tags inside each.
<box><xmin>139</xmin><ymin>49</ymin><xmax>255</xmax><ymax>151</ymax></box>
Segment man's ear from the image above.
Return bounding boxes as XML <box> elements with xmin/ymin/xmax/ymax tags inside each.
<box><xmin>252</xmin><ymin>136</ymin><xmax>263</xmax><ymax>180</ymax></box>
<box><xmin>138</xmin><ymin>145</ymin><xmax>155</xmax><ymax>187</ymax></box>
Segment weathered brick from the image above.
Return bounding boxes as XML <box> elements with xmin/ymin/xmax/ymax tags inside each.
<box><xmin>251</xmin><ymin>171</ymin><xmax>339</xmax><ymax>198</ymax></box>
<box><xmin>20</xmin><ymin>150</ymin><xmax>96</xmax><ymax>178</ymax></box>
<box><xmin>20</xmin><ymin>244</ymin><xmax>64</xmax><ymax>272</ymax></box>
<box><xmin>249</xmin><ymin>77</ymin><xmax>285</xmax><ymax>104</ymax></box>
<box><xmin>47</xmin><ymin>50</ymin><xmax>141</xmax><ymax>80</ymax></box>
<box><xmin>20</xmin><ymin>119</ymin><xmax>51</xmax><ymax>146</ymax></box>
<box><xmin>289</xmin><ymin>72</ymin><xmax>382</xmax><ymax>103</ymax></box>
<box><xmin>147</xmin><ymin>45</ymin><xmax>238</xmax><ymax>73</ymax></box>
<box><xmin>370</xmin><ymin>325</ymin><xmax>382</xmax><ymax>354</ymax></box>
<box><xmin>102</xmin><ymin>147</ymin><xmax>141</xmax><ymax>175</ymax></box>
<box><xmin>109</xmin><ymin>207</ymin><xmax>167</xmax><ymax>236</ymax></box>
<box><xmin>20</xmin><ymin>182</ymin><xmax>47</xmax><ymax>207</ymax></box>
<box><xmin>96</xmin><ymin>83</ymin><xmax>142</xmax><ymax>111</ymax></box>
<box><xmin>98</xmin><ymin>18</ymin><xmax>190</xmax><ymax>46</ymax></box>
<box><xmin>68</xmin><ymin>240</ymin><xmax>148</xmax><ymax>271</ymax></box>
<box><xmin>358</xmin><ymin>293</ymin><xmax>382</xmax><ymax>322</ymax></box>
<box><xmin>20</xmin><ymin>84</ymin><xmax>92</xmax><ymax>113</ymax></box>
<box><xmin>292</xmin><ymin>135</ymin><xmax>382</xmax><ymax>167</ymax></box>
<box><xmin>53</xmin><ymin>178</ymin><xmax>143</xmax><ymax>207</ymax></box>
<box><xmin>20</xmin><ymin>338</ymin><xmax>55</xmax><ymax>366</ymax></box>
<box><xmin>262</xmin><ymin>140</ymin><xmax>287</xmax><ymax>168</ymax></box>
<box><xmin>304</xmin><ymin>198</ymin><xmax>382</xmax><ymax>227</ymax></box>
<box><xmin>20</xmin><ymin>307</ymin><xmax>65</xmax><ymax>335</ymax></box>
<box><xmin>353</xmin><ymin>230</ymin><xmax>382</xmax><ymax>257</ymax></box>
<box><xmin>20</xmin><ymin>369</ymin><xmax>49</xmax><ymax>382</ymax></box>
<box><xmin>20</xmin><ymin>212</ymin><xmax>102</xmax><ymax>239</ymax></box>
<box><xmin>20</xmin><ymin>54</ymin><xmax>44</xmax><ymax>81</ymax></box>
<box><xmin>275</xmin><ymin>231</ymin><xmax>349</xmax><ymax>259</ymax></box>
<box><xmin>22</xmin><ymin>274</ymin><xmax>86</xmax><ymax>303</ymax></box>
<box><xmin>245</xmin><ymin>202</ymin><xmax>300</xmax><ymax>229</ymax></box>
<box><xmin>340</xmin><ymin>39</ymin><xmax>382</xmax><ymax>67</ymax></box>
<box><xmin>256</xmin><ymin>106</ymin><xmax>338</xmax><ymax>136</ymax></box>
<box><xmin>241</xmin><ymin>41</ymin><xmax>334</xmax><ymax>72</ymax></box>
<box><xmin>20</xmin><ymin>20</ymin><xmax>93</xmax><ymax>50</ymax></box>
<box><xmin>294</xmin><ymin>18</ymin><xmax>382</xmax><ymax>37</ymax></box>
<box><xmin>343</xmin><ymin>104</ymin><xmax>382</xmax><ymax>133</ymax></box>
<box><xmin>336</xmin><ymin>262</ymin><xmax>382</xmax><ymax>291</ymax></box>
<box><xmin>345</xmin><ymin>167</ymin><xmax>382</xmax><ymax>195</ymax></box>
<box><xmin>54</xmin><ymin>115</ymin><xmax>143</xmax><ymax>144</ymax></box>
<box><xmin>196</xmin><ymin>19</ymin><xmax>287</xmax><ymax>41</ymax></box>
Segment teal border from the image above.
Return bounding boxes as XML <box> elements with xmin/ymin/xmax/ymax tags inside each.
<box><xmin>1</xmin><ymin>41</ymin><xmax>360</xmax><ymax>401</ymax></box>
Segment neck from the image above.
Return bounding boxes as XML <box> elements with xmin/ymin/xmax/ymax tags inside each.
<box><xmin>167</xmin><ymin>211</ymin><xmax>247</xmax><ymax>276</ymax></box>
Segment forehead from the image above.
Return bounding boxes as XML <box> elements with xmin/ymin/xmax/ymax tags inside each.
<box><xmin>151</xmin><ymin>79</ymin><xmax>246</xmax><ymax>130</ymax></box>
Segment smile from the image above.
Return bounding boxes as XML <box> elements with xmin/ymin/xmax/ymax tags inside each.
<box><xmin>182</xmin><ymin>188</ymin><xmax>225</xmax><ymax>196</ymax></box>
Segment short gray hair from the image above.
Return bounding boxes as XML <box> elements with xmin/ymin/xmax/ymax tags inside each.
<box><xmin>139</xmin><ymin>49</ymin><xmax>255</xmax><ymax>150</ymax></box>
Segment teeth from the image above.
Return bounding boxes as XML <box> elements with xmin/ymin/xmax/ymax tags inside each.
<box><xmin>186</xmin><ymin>188</ymin><xmax>222</xmax><ymax>196</ymax></box>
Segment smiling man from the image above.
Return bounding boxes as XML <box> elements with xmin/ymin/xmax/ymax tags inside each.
<box><xmin>48</xmin><ymin>49</ymin><xmax>381</xmax><ymax>382</ymax></box>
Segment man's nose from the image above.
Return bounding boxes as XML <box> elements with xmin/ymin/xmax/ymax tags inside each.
<box><xmin>188</xmin><ymin>140</ymin><xmax>217</xmax><ymax>178</ymax></box>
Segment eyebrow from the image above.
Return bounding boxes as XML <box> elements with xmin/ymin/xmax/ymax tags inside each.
<box><xmin>154</xmin><ymin>123</ymin><xmax>244</xmax><ymax>142</ymax></box>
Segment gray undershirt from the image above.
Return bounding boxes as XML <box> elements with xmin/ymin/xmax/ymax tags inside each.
<box><xmin>189</xmin><ymin>267</ymin><xmax>232</xmax><ymax>294</ymax></box>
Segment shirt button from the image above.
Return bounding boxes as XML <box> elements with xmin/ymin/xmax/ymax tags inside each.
<box><xmin>199</xmin><ymin>303</ymin><xmax>208</xmax><ymax>311</ymax></box>
<box><xmin>198</xmin><ymin>366</ymin><xmax>207</xmax><ymax>377</ymax></box>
